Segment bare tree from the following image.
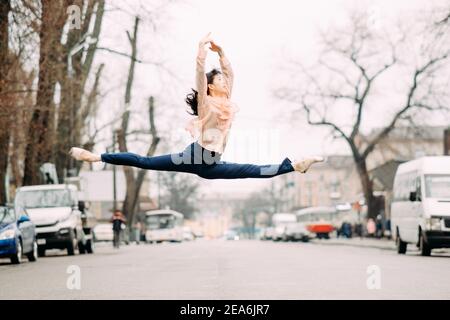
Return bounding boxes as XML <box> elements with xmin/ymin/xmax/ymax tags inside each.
<box><xmin>22</xmin><ymin>0</ymin><xmax>71</xmax><ymax>186</ymax></box>
<box><xmin>0</xmin><ymin>0</ymin><xmax>11</xmax><ymax>203</ymax></box>
<box><xmin>158</xmin><ymin>172</ymin><xmax>199</xmax><ymax>220</ymax></box>
<box><xmin>1</xmin><ymin>0</ymin><xmax>40</xmax><ymax>198</ymax></box>
<box><xmin>233</xmin><ymin>191</ymin><xmax>273</xmax><ymax>239</ymax></box>
<box><xmin>55</xmin><ymin>0</ymin><xmax>105</xmax><ymax>181</ymax></box>
<box><xmin>276</xmin><ymin>11</ymin><xmax>450</xmax><ymax>219</ymax></box>
<box><xmin>1</xmin><ymin>0</ymin><xmax>40</xmax><ymax>199</ymax></box>
<box><xmin>116</xmin><ymin>16</ymin><xmax>160</xmax><ymax>225</ymax></box>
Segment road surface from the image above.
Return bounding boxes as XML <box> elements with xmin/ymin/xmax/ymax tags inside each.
<box><xmin>1</xmin><ymin>239</ymin><xmax>449</xmax><ymax>299</ymax></box>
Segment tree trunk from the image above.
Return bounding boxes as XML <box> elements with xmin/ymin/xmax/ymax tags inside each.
<box><xmin>354</xmin><ymin>155</ymin><xmax>378</xmax><ymax>220</ymax></box>
<box><xmin>0</xmin><ymin>0</ymin><xmax>11</xmax><ymax>203</ymax></box>
<box><xmin>117</xmin><ymin>16</ymin><xmax>139</xmax><ymax>222</ymax></box>
<box><xmin>127</xmin><ymin>98</ymin><xmax>160</xmax><ymax>225</ymax></box>
<box><xmin>55</xmin><ymin>0</ymin><xmax>105</xmax><ymax>182</ymax></box>
<box><xmin>22</xmin><ymin>0</ymin><xmax>67</xmax><ymax>186</ymax></box>
<box><xmin>116</xmin><ymin>17</ymin><xmax>160</xmax><ymax>226</ymax></box>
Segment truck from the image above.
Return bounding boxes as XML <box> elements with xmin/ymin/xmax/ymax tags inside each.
<box><xmin>14</xmin><ymin>183</ymin><xmax>95</xmax><ymax>257</ymax></box>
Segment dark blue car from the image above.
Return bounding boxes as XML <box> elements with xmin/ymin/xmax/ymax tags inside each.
<box><xmin>0</xmin><ymin>206</ymin><xmax>38</xmax><ymax>264</ymax></box>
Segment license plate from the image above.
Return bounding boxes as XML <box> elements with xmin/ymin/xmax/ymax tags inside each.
<box><xmin>37</xmin><ymin>239</ymin><xmax>46</xmax><ymax>245</ymax></box>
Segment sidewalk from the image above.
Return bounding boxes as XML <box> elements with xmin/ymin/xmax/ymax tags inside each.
<box><xmin>311</xmin><ymin>237</ymin><xmax>396</xmax><ymax>251</ymax></box>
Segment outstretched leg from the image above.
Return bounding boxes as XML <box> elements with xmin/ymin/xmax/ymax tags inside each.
<box><xmin>69</xmin><ymin>143</ymin><xmax>323</xmax><ymax>179</ymax></box>
<box><xmin>100</xmin><ymin>151</ymin><xmax>202</xmax><ymax>175</ymax></box>
<box><xmin>197</xmin><ymin>157</ymin><xmax>295</xmax><ymax>179</ymax></box>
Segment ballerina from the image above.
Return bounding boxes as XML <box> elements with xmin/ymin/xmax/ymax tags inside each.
<box><xmin>69</xmin><ymin>33</ymin><xmax>324</xmax><ymax>179</ymax></box>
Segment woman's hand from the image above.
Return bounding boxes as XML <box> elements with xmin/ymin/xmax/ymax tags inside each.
<box><xmin>209</xmin><ymin>40</ymin><xmax>224</xmax><ymax>57</ymax></box>
<box><xmin>199</xmin><ymin>32</ymin><xmax>213</xmax><ymax>48</ymax></box>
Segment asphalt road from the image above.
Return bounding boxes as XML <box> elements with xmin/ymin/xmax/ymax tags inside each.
<box><xmin>0</xmin><ymin>239</ymin><xmax>449</xmax><ymax>299</ymax></box>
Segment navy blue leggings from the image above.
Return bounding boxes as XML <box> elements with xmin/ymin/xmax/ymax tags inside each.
<box><xmin>101</xmin><ymin>142</ymin><xmax>294</xmax><ymax>180</ymax></box>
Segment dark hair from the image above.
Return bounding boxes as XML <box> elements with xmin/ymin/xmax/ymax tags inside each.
<box><xmin>185</xmin><ymin>68</ymin><xmax>222</xmax><ymax>116</ymax></box>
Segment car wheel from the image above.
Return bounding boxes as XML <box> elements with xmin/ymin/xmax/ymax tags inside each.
<box><xmin>38</xmin><ymin>247</ymin><xmax>46</xmax><ymax>257</ymax></box>
<box><xmin>86</xmin><ymin>239</ymin><xmax>94</xmax><ymax>254</ymax></box>
<box><xmin>67</xmin><ymin>230</ymin><xmax>77</xmax><ymax>256</ymax></box>
<box><xmin>78</xmin><ymin>241</ymin><xmax>86</xmax><ymax>254</ymax></box>
<box><xmin>10</xmin><ymin>239</ymin><xmax>23</xmax><ymax>264</ymax></box>
<box><xmin>419</xmin><ymin>232</ymin><xmax>431</xmax><ymax>256</ymax></box>
<box><xmin>396</xmin><ymin>229</ymin><xmax>407</xmax><ymax>254</ymax></box>
<box><xmin>26</xmin><ymin>239</ymin><xmax>38</xmax><ymax>262</ymax></box>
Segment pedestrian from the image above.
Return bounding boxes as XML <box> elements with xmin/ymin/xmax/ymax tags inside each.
<box><xmin>112</xmin><ymin>210</ymin><xmax>126</xmax><ymax>249</ymax></box>
<box><xmin>69</xmin><ymin>33</ymin><xmax>324</xmax><ymax>180</ymax></box>
<box><xmin>366</xmin><ymin>218</ymin><xmax>376</xmax><ymax>238</ymax></box>
<box><xmin>385</xmin><ymin>219</ymin><xmax>392</xmax><ymax>239</ymax></box>
<box><xmin>376</xmin><ymin>215</ymin><xmax>383</xmax><ymax>238</ymax></box>
<box><xmin>45</xmin><ymin>172</ymin><xmax>54</xmax><ymax>184</ymax></box>
<box><xmin>134</xmin><ymin>221</ymin><xmax>142</xmax><ymax>245</ymax></box>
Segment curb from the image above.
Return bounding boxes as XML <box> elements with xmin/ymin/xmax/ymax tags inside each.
<box><xmin>310</xmin><ymin>239</ymin><xmax>396</xmax><ymax>251</ymax></box>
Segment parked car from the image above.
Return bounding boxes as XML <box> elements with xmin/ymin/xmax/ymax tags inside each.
<box><xmin>14</xmin><ymin>184</ymin><xmax>93</xmax><ymax>257</ymax></box>
<box><xmin>93</xmin><ymin>223</ymin><xmax>114</xmax><ymax>242</ymax></box>
<box><xmin>260</xmin><ymin>227</ymin><xmax>275</xmax><ymax>240</ymax></box>
<box><xmin>0</xmin><ymin>206</ymin><xmax>38</xmax><ymax>264</ymax></box>
<box><xmin>193</xmin><ymin>230</ymin><xmax>204</xmax><ymax>239</ymax></box>
<box><xmin>284</xmin><ymin>223</ymin><xmax>311</xmax><ymax>242</ymax></box>
<box><xmin>272</xmin><ymin>213</ymin><xmax>297</xmax><ymax>241</ymax></box>
<box><xmin>224</xmin><ymin>230</ymin><xmax>239</xmax><ymax>241</ymax></box>
<box><xmin>182</xmin><ymin>226</ymin><xmax>195</xmax><ymax>241</ymax></box>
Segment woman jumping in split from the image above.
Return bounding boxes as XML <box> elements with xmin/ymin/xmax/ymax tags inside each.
<box><xmin>69</xmin><ymin>33</ymin><xmax>324</xmax><ymax>179</ymax></box>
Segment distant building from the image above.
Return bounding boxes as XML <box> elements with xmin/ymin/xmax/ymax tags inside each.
<box><xmin>193</xmin><ymin>191</ymin><xmax>244</xmax><ymax>239</ymax></box>
<box><xmin>271</xmin><ymin>155</ymin><xmax>361</xmax><ymax>210</ymax></box>
<box><xmin>363</xmin><ymin>125</ymin><xmax>446</xmax><ymax>171</ymax></box>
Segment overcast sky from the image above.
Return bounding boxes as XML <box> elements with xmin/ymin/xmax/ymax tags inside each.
<box><xmin>90</xmin><ymin>0</ymin><xmax>449</xmax><ymax>196</ymax></box>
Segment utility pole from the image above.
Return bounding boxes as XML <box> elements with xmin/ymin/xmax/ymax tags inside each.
<box><xmin>112</xmin><ymin>130</ymin><xmax>117</xmax><ymax>212</ymax></box>
<box><xmin>157</xmin><ymin>171</ymin><xmax>161</xmax><ymax>209</ymax></box>
<box><xmin>444</xmin><ymin>128</ymin><xmax>450</xmax><ymax>155</ymax></box>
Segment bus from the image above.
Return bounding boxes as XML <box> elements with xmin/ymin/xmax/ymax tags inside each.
<box><xmin>144</xmin><ymin>209</ymin><xmax>184</xmax><ymax>243</ymax></box>
<box><xmin>295</xmin><ymin>206</ymin><xmax>339</xmax><ymax>239</ymax></box>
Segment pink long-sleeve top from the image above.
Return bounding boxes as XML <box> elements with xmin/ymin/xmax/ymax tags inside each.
<box><xmin>185</xmin><ymin>46</ymin><xmax>240</xmax><ymax>154</ymax></box>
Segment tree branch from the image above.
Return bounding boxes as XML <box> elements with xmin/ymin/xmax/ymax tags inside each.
<box><xmin>362</xmin><ymin>53</ymin><xmax>449</xmax><ymax>158</ymax></box>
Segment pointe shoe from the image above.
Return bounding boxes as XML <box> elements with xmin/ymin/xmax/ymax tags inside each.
<box><xmin>69</xmin><ymin>147</ymin><xmax>101</xmax><ymax>162</ymax></box>
<box><xmin>292</xmin><ymin>156</ymin><xmax>325</xmax><ymax>173</ymax></box>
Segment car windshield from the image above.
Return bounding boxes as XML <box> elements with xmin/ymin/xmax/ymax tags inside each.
<box><xmin>425</xmin><ymin>175</ymin><xmax>450</xmax><ymax>199</ymax></box>
<box><xmin>0</xmin><ymin>207</ymin><xmax>15</xmax><ymax>225</ymax></box>
<box><xmin>15</xmin><ymin>189</ymin><xmax>74</xmax><ymax>209</ymax></box>
<box><xmin>145</xmin><ymin>215</ymin><xmax>175</xmax><ymax>230</ymax></box>
<box><xmin>308</xmin><ymin>212</ymin><xmax>334</xmax><ymax>222</ymax></box>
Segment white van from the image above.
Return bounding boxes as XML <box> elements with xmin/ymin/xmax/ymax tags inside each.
<box><xmin>391</xmin><ymin>156</ymin><xmax>450</xmax><ymax>256</ymax></box>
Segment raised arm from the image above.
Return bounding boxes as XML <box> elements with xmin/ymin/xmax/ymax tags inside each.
<box><xmin>196</xmin><ymin>33</ymin><xmax>212</xmax><ymax>109</ymax></box>
<box><xmin>210</xmin><ymin>40</ymin><xmax>234</xmax><ymax>97</ymax></box>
